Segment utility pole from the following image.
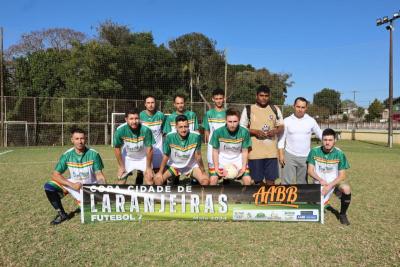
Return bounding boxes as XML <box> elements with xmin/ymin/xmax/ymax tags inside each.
<box><xmin>377</xmin><ymin>11</ymin><xmax>399</xmax><ymax>148</ymax></box>
<box><xmin>0</xmin><ymin>27</ymin><xmax>4</xmax><ymax>147</ymax></box>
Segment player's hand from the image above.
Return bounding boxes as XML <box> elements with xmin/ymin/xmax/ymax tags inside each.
<box><xmin>236</xmin><ymin>167</ymin><xmax>246</xmax><ymax>178</ymax></box>
<box><xmin>255</xmin><ymin>130</ymin><xmax>268</xmax><ymax>139</ymax></box>
<box><xmin>117</xmin><ymin>167</ymin><xmax>127</xmax><ymax>179</ymax></box>
<box><xmin>154</xmin><ymin>172</ymin><xmax>163</xmax><ymax>184</ymax></box>
<box><xmin>278</xmin><ymin>154</ymin><xmax>285</xmax><ymax>168</ymax></box>
<box><xmin>322</xmin><ymin>184</ymin><xmax>333</xmax><ymax>196</ymax></box>
<box><xmin>144</xmin><ymin>168</ymin><xmax>154</xmax><ymax>179</ymax></box>
<box><xmin>319</xmin><ymin>179</ymin><xmax>328</xmax><ymax>186</ymax></box>
<box><xmin>70</xmin><ymin>182</ymin><xmax>82</xmax><ymax>191</ymax></box>
<box><xmin>265</xmin><ymin>129</ymin><xmax>276</xmax><ymax>137</ymax></box>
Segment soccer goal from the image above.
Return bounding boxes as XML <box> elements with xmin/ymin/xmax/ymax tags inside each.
<box><xmin>4</xmin><ymin>121</ymin><xmax>29</xmax><ymax>147</ymax></box>
<box><xmin>111</xmin><ymin>113</ymin><xmax>126</xmax><ymax>147</ymax></box>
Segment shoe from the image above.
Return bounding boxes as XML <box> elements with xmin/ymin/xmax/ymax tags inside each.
<box><xmin>339</xmin><ymin>214</ymin><xmax>350</xmax><ymax>225</ymax></box>
<box><xmin>50</xmin><ymin>211</ymin><xmax>69</xmax><ymax>225</ymax></box>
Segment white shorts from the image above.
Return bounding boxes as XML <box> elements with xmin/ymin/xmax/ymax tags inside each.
<box><xmin>124</xmin><ymin>157</ymin><xmax>146</xmax><ymax>173</ymax></box>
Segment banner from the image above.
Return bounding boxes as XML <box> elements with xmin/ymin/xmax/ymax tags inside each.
<box><xmin>81</xmin><ymin>184</ymin><xmax>323</xmax><ymax>223</ymax></box>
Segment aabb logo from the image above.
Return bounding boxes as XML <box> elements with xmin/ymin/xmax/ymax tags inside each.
<box><xmin>252</xmin><ymin>186</ymin><xmax>298</xmax><ymax>208</ymax></box>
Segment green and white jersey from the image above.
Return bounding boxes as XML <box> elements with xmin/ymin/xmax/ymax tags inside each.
<box><xmin>163</xmin><ymin>110</ymin><xmax>199</xmax><ymax>134</ymax></box>
<box><xmin>113</xmin><ymin>123</ymin><xmax>155</xmax><ymax>160</ymax></box>
<box><xmin>139</xmin><ymin>110</ymin><xmax>165</xmax><ymax>152</ymax></box>
<box><xmin>210</xmin><ymin>125</ymin><xmax>251</xmax><ymax>165</ymax></box>
<box><xmin>307</xmin><ymin>146</ymin><xmax>350</xmax><ymax>184</ymax></box>
<box><xmin>163</xmin><ymin>131</ymin><xmax>202</xmax><ymax>169</ymax></box>
<box><xmin>55</xmin><ymin>147</ymin><xmax>104</xmax><ymax>184</ymax></box>
<box><xmin>202</xmin><ymin>109</ymin><xmax>226</xmax><ymax>141</ymax></box>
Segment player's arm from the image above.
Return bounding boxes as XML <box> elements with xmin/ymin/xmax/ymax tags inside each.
<box><xmin>195</xmin><ymin>150</ymin><xmax>206</xmax><ymax>174</ymax></box>
<box><xmin>277</xmin><ymin>123</ymin><xmax>287</xmax><ymax>167</ymax></box>
<box><xmin>145</xmin><ymin>146</ymin><xmax>154</xmax><ymax>177</ymax></box>
<box><xmin>51</xmin><ymin>171</ymin><xmax>82</xmax><ymax>191</ymax></box>
<box><xmin>322</xmin><ymin>170</ymin><xmax>346</xmax><ymax>195</ymax></box>
<box><xmin>114</xmin><ymin>147</ymin><xmax>126</xmax><ymax>178</ymax></box>
<box><xmin>204</xmin><ymin>130</ymin><xmax>210</xmax><ymax>144</ymax></box>
<box><xmin>212</xmin><ymin>148</ymin><xmax>223</xmax><ymax>177</ymax></box>
<box><xmin>307</xmin><ymin>163</ymin><xmax>327</xmax><ymax>186</ymax></box>
<box><xmin>237</xmin><ymin>148</ymin><xmax>249</xmax><ymax>177</ymax></box>
<box><xmin>95</xmin><ymin>171</ymin><xmax>106</xmax><ymax>184</ymax></box>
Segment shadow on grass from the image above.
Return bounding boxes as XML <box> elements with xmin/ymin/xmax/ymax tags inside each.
<box><xmin>357</xmin><ymin>140</ymin><xmax>390</xmax><ymax>147</ymax></box>
<box><xmin>68</xmin><ymin>207</ymin><xmax>81</xmax><ymax>219</ymax></box>
<box><xmin>325</xmin><ymin>205</ymin><xmax>340</xmax><ymax>221</ymax></box>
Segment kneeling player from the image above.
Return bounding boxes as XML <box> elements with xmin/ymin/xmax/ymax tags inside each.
<box><xmin>209</xmin><ymin>108</ymin><xmax>252</xmax><ymax>185</ymax></box>
<box><xmin>154</xmin><ymin>115</ymin><xmax>209</xmax><ymax>186</ymax></box>
<box><xmin>43</xmin><ymin>128</ymin><xmax>107</xmax><ymax>225</ymax></box>
<box><xmin>307</xmin><ymin>128</ymin><xmax>352</xmax><ymax>225</ymax></box>
<box><xmin>114</xmin><ymin>108</ymin><xmax>155</xmax><ymax>185</ymax></box>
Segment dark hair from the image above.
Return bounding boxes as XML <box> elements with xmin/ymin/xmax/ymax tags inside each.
<box><xmin>144</xmin><ymin>95</ymin><xmax>156</xmax><ymax>102</ymax></box>
<box><xmin>174</xmin><ymin>94</ymin><xmax>185</xmax><ymax>102</ymax></box>
<box><xmin>322</xmin><ymin>128</ymin><xmax>336</xmax><ymax>138</ymax></box>
<box><xmin>125</xmin><ymin>108</ymin><xmax>140</xmax><ymax>118</ymax></box>
<box><xmin>226</xmin><ymin>108</ymin><xmax>241</xmax><ymax>118</ymax></box>
<box><xmin>212</xmin><ymin>88</ymin><xmax>225</xmax><ymax>97</ymax></box>
<box><xmin>256</xmin><ymin>85</ymin><xmax>271</xmax><ymax>95</ymax></box>
<box><xmin>294</xmin><ymin>97</ymin><xmax>309</xmax><ymax>105</ymax></box>
<box><xmin>70</xmin><ymin>127</ymin><xmax>86</xmax><ymax>135</ymax></box>
<box><xmin>175</xmin><ymin>114</ymin><xmax>188</xmax><ymax>123</ymax></box>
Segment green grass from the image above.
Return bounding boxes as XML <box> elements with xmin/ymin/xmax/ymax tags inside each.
<box><xmin>0</xmin><ymin>141</ymin><xmax>399</xmax><ymax>266</ymax></box>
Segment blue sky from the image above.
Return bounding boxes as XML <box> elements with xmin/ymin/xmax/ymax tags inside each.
<box><xmin>1</xmin><ymin>0</ymin><xmax>399</xmax><ymax>107</ymax></box>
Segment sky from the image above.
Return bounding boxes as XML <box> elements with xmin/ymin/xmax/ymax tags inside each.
<box><xmin>1</xmin><ymin>0</ymin><xmax>400</xmax><ymax>107</ymax></box>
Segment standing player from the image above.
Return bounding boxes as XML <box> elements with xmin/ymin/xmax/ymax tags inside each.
<box><xmin>307</xmin><ymin>128</ymin><xmax>352</xmax><ymax>225</ymax></box>
<box><xmin>202</xmin><ymin>88</ymin><xmax>227</xmax><ymax>178</ymax></box>
<box><xmin>154</xmin><ymin>115</ymin><xmax>209</xmax><ymax>186</ymax></box>
<box><xmin>278</xmin><ymin>97</ymin><xmax>323</xmax><ymax>184</ymax></box>
<box><xmin>163</xmin><ymin>94</ymin><xmax>199</xmax><ymax>134</ymax></box>
<box><xmin>240</xmin><ymin>85</ymin><xmax>284</xmax><ymax>185</ymax></box>
<box><xmin>43</xmin><ymin>128</ymin><xmax>107</xmax><ymax>225</ymax></box>
<box><xmin>209</xmin><ymin>108</ymin><xmax>252</xmax><ymax>185</ymax></box>
<box><xmin>114</xmin><ymin>108</ymin><xmax>155</xmax><ymax>185</ymax></box>
<box><xmin>140</xmin><ymin>95</ymin><xmax>166</xmax><ymax>171</ymax></box>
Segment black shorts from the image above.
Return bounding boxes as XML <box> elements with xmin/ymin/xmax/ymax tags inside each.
<box><xmin>248</xmin><ymin>158</ymin><xmax>279</xmax><ymax>183</ymax></box>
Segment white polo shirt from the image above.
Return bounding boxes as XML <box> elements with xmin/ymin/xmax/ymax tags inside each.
<box><xmin>278</xmin><ymin>114</ymin><xmax>323</xmax><ymax>157</ymax></box>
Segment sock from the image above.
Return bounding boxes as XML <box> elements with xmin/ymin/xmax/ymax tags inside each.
<box><xmin>340</xmin><ymin>193</ymin><xmax>351</xmax><ymax>215</ymax></box>
<box><xmin>45</xmin><ymin>190</ymin><xmax>66</xmax><ymax>214</ymax></box>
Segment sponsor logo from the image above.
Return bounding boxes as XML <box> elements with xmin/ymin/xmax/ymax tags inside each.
<box><xmin>296</xmin><ymin>211</ymin><xmax>317</xmax><ymax>220</ymax></box>
<box><xmin>252</xmin><ymin>186</ymin><xmax>298</xmax><ymax>208</ymax></box>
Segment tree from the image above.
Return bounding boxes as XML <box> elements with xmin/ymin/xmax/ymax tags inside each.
<box><xmin>168</xmin><ymin>33</ymin><xmax>225</xmax><ymax>104</ymax></box>
<box><xmin>383</xmin><ymin>96</ymin><xmax>400</xmax><ymax>108</ymax></box>
<box><xmin>313</xmin><ymin>88</ymin><xmax>341</xmax><ymax>115</ymax></box>
<box><xmin>365</xmin><ymin>99</ymin><xmax>384</xmax><ymax>122</ymax></box>
<box><xmin>6</xmin><ymin>28</ymin><xmax>86</xmax><ymax>58</ymax></box>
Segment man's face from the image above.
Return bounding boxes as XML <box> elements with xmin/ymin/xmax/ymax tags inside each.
<box><xmin>71</xmin><ymin>133</ymin><xmax>86</xmax><ymax>151</ymax></box>
<box><xmin>125</xmin><ymin>113</ymin><xmax>140</xmax><ymax>129</ymax></box>
<box><xmin>212</xmin><ymin>94</ymin><xmax>225</xmax><ymax>109</ymax></box>
<box><xmin>322</xmin><ymin>135</ymin><xmax>335</xmax><ymax>152</ymax></box>
<box><xmin>144</xmin><ymin>97</ymin><xmax>156</xmax><ymax>112</ymax></box>
<box><xmin>256</xmin><ymin>92</ymin><xmax>270</xmax><ymax>107</ymax></box>
<box><xmin>294</xmin><ymin>100</ymin><xmax>307</xmax><ymax>118</ymax></box>
<box><xmin>226</xmin><ymin>115</ymin><xmax>239</xmax><ymax>132</ymax></box>
<box><xmin>176</xmin><ymin>120</ymin><xmax>189</xmax><ymax>138</ymax></box>
<box><xmin>174</xmin><ymin>97</ymin><xmax>185</xmax><ymax>113</ymax></box>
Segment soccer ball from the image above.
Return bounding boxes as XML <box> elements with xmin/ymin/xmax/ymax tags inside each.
<box><xmin>223</xmin><ymin>163</ymin><xmax>239</xmax><ymax>179</ymax></box>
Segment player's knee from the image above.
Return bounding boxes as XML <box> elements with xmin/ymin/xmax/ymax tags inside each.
<box><xmin>199</xmin><ymin>177</ymin><xmax>209</xmax><ymax>186</ymax></box>
<box><xmin>340</xmin><ymin>184</ymin><xmax>351</xmax><ymax>194</ymax></box>
<box><xmin>209</xmin><ymin>176</ymin><xmax>218</xmax><ymax>185</ymax></box>
<box><xmin>242</xmin><ymin>176</ymin><xmax>251</xmax><ymax>185</ymax></box>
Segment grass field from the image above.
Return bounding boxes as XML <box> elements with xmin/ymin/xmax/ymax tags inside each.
<box><xmin>0</xmin><ymin>140</ymin><xmax>399</xmax><ymax>266</ymax></box>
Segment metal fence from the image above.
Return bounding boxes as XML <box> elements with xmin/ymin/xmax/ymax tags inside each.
<box><xmin>1</xmin><ymin>96</ymin><xmax>398</xmax><ymax>147</ymax></box>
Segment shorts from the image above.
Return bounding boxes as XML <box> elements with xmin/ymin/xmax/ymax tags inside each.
<box><xmin>167</xmin><ymin>164</ymin><xmax>199</xmax><ymax>177</ymax></box>
<box><xmin>313</xmin><ymin>179</ymin><xmax>348</xmax><ymax>204</ymax></box>
<box><xmin>248</xmin><ymin>158</ymin><xmax>279</xmax><ymax>183</ymax></box>
<box><xmin>124</xmin><ymin>157</ymin><xmax>146</xmax><ymax>173</ymax></box>
<box><xmin>44</xmin><ymin>180</ymin><xmax>83</xmax><ymax>202</ymax></box>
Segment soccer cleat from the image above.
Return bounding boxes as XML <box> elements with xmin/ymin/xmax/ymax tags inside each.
<box><xmin>339</xmin><ymin>214</ymin><xmax>350</xmax><ymax>225</ymax></box>
<box><xmin>50</xmin><ymin>211</ymin><xmax>69</xmax><ymax>225</ymax></box>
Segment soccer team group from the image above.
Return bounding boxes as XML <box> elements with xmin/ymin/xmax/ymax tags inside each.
<box><xmin>43</xmin><ymin>85</ymin><xmax>352</xmax><ymax>225</ymax></box>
